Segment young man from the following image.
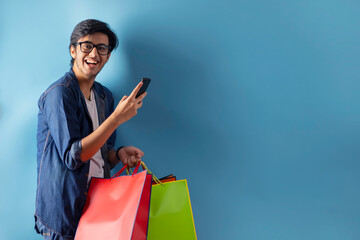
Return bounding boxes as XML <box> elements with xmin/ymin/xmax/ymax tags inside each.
<box><xmin>34</xmin><ymin>19</ymin><xmax>147</xmax><ymax>239</ymax></box>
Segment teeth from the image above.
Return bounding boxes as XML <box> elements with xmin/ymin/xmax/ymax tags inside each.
<box><xmin>86</xmin><ymin>60</ymin><xmax>98</xmax><ymax>64</ymax></box>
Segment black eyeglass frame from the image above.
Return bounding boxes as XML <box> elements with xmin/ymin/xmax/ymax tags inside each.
<box><xmin>74</xmin><ymin>41</ymin><xmax>111</xmax><ymax>55</ymax></box>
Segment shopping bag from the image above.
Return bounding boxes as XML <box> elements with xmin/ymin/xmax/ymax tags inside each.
<box><xmin>147</xmin><ymin>179</ymin><xmax>197</xmax><ymax>240</ymax></box>
<box><xmin>75</xmin><ymin>162</ymin><xmax>152</xmax><ymax>240</ymax></box>
<box><xmin>152</xmin><ymin>174</ymin><xmax>176</xmax><ymax>185</ymax></box>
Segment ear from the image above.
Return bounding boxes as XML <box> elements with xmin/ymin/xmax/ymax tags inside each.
<box><xmin>70</xmin><ymin>45</ymin><xmax>76</xmax><ymax>59</ymax></box>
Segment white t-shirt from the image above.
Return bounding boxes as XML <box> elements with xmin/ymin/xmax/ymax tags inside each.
<box><xmin>85</xmin><ymin>89</ymin><xmax>104</xmax><ymax>183</ymax></box>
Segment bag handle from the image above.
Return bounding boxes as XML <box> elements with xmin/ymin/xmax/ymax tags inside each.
<box><xmin>111</xmin><ymin>165</ymin><xmax>128</xmax><ymax>179</ymax></box>
<box><xmin>140</xmin><ymin>161</ymin><xmax>162</xmax><ymax>185</ymax></box>
<box><xmin>111</xmin><ymin>161</ymin><xmax>142</xmax><ymax>179</ymax></box>
<box><xmin>110</xmin><ymin>161</ymin><xmax>162</xmax><ymax>185</ymax></box>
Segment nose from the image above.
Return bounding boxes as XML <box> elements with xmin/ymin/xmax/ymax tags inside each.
<box><xmin>88</xmin><ymin>46</ymin><xmax>99</xmax><ymax>57</ymax></box>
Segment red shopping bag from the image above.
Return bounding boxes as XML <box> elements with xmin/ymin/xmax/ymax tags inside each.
<box><xmin>75</xmin><ymin>162</ymin><xmax>152</xmax><ymax>240</ymax></box>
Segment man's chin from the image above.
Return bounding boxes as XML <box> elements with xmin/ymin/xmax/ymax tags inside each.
<box><xmin>83</xmin><ymin>67</ymin><xmax>101</xmax><ymax>79</ymax></box>
<box><xmin>75</xmin><ymin>62</ymin><xmax>102</xmax><ymax>80</ymax></box>
<box><xmin>85</xmin><ymin>71</ymin><xmax>99</xmax><ymax>79</ymax></box>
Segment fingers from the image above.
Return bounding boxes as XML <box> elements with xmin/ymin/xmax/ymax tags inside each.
<box><xmin>136</xmin><ymin>92</ymin><xmax>147</xmax><ymax>108</ymax></box>
<box><xmin>137</xmin><ymin>149</ymin><xmax>144</xmax><ymax>158</ymax></box>
<box><xmin>120</xmin><ymin>95</ymin><xmax>128</xmax><ymax>102</ymax></box>
<box><xmin>136</xmin><ymin>101</ymin><xmax>143</xmax><ymax>109</ymax></box>
<box><xmin>129</xmin><ymin>81</ymin><xmax>144</xmax><ymax>99</ymax></box>
<box><xmin>126</xmin><ymin>156</ymin><xmax>140</xmax><ymax>168</ymax></box>
<box><xmin>136</xmin><ymin>92</ymin><xmax>147</xmax><ymax>103</ymax></box>
<box><xmin>128</xmin><ymin>148</ymin><xmax>143</xmax><ymax>166</ymax></box>
<box><xmin>118</xmin><ymin>146</ymin><xmax>144</xmax><ymax>168</ymax></box>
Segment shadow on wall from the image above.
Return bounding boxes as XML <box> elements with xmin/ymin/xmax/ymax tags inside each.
<box><xmin>111</xmin><ymin>27</ymin><xmax>230</xmax><ymax>239</ymax></box>
<box><xmin>113</xmin><ymin>31</ymin><xmax>231</xmax><ymax>179</ymax></box>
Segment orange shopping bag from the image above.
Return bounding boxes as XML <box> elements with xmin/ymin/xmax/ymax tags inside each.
<box><xmin>75</xmin><ymin>162</ymin><xmax>152</xmax><ymax>240</ymax></box>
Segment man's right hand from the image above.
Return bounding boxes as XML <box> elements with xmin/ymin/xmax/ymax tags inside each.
<box><xmin>80</xmin><ymin>82</ymin><xmax>147</xmax><ymax>162</ymax></box>
<box><xmin>113</xmin><ymin>81</ymin><xmax>147</xmax><ymax>125</ymax></box>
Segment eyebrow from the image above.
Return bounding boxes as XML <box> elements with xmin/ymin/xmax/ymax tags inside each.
<box><xmin>81</xmin><ymin>41</ymin><xmax>109</xmax><ymax>46</ymax></box>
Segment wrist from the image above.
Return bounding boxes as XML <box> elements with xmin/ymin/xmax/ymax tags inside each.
<box><xmin>116</xmin><ymin>146</ymin><xmax>124</xmax><ymax>161</ymax></box>
<box><xmin>109</xmin><ymin>112</ymin><xmax>125</xmax><ymax>127</ymax></box>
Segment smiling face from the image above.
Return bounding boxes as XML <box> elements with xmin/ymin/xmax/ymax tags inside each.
<box><xmin>70</xmin><ymin>32</ymin><xmax>111</xmax><ymax>82</ymax></box>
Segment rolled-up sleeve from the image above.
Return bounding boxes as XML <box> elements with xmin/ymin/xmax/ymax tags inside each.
<box><xmin>43</xmin><ymin>84</ymin><xmax>85</xmax><ymax>170</ymax></box>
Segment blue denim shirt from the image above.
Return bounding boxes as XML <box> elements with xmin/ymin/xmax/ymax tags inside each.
<box><xmin>35</xmin><ymin>69</ymin><xmax>116</xmax><ymax>237</ymax></box>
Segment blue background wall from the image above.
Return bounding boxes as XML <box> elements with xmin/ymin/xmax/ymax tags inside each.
<box><xmin>1</xmin><ymin>0</ymin><xmax>360</xmax><ymax>239</ymax></box>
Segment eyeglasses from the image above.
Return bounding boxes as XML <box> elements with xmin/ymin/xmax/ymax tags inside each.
<box><xmin>74</xmin><ymin>41</ymin><xmax>111</xmax><ymax>55</ymax></box>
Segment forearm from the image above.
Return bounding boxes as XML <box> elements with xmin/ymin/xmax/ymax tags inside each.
<box><xmin>80</xmin><ymin>114</ymin><xmax>122</xmax><ymax>161</ymax></box>
<box><xmin>80</xmin><ymin>81</ymin><xmax>146</xmax><ymax>162</ymax></box>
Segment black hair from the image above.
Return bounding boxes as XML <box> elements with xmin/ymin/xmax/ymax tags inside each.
<box><xmin>69</xmin><ymin>19</ymin><xmax>119</xmax><ymax>66</ymax></box>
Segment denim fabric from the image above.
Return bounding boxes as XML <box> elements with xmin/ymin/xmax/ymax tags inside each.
<box><xmin>35</xmin><ymin>219</ymin><xmax>74</xmax><ymax>240</ymax></box>
<box><xmin>35</xmin><ymin>69</ymin><xmax>116</xmax><ymax>237</ymax></box>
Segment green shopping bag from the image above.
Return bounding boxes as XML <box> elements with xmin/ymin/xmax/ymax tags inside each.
<box><xmin>147</xmin><ymin>179</ymin><xmax>197</xmax><ymax>240</ymax></box>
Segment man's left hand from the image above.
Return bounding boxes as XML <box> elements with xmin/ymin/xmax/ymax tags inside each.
<box><xmin>117</xmin><ymin>146</ymin><xmax>144</xmax><ymax>168</ymax></box>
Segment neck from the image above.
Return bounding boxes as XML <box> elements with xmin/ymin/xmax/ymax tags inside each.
<box><xmin>72</xmin><ymin>67</ymin><xmax>95</xmax><ymax>100</ymax></box>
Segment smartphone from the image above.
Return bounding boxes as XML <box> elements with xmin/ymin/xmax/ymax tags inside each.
<box><xmin>136</xmin><ymin>78</ymin><xmax>151</xmax><ymax>98</ymax></box>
